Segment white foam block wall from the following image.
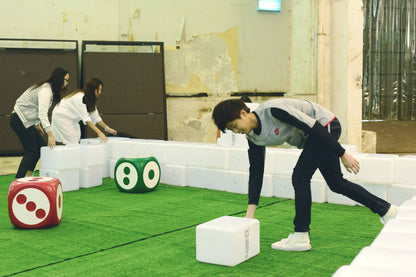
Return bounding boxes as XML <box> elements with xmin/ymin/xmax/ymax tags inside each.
<box><xmin>40</xmin><ymin>139</ymin><xmax>416</xmax><ymax>210</ymax></box>
<box><xmin>39</xmin><ymin>168</ymin><xmax>79</xmax><ymax>192</ymax></box>
<box><xmin>196</xmin><ymin>216</ymin><xmax>260</xmax><ymax>267</ymax></box>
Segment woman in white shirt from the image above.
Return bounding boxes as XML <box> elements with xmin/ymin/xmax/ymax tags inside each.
<box><xmin>10</xmin><ymin>67</ymin><xmax>70</xmax><ymax>178</ymax></box>
<box><xmin>52</xmin><ymin>78</ymin><xmax>117</xmax><ymax>145</ymax></box>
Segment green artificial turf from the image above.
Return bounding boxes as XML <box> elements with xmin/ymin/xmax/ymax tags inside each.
<box><xmin>0</xmin><ymin>174</ymin><xmax>383</xmax><ymax>276</ymax></box>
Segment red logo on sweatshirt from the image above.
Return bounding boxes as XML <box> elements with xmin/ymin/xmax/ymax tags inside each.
<box><xmin>274</xmin><ymin>127</ymin><xmax>279</xmax><ymax>136</ymax></box>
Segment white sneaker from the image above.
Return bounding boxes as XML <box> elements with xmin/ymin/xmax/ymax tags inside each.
<box><xmin>380</xmin><ymin>204</ymin><xmax>398</xmax><ymax>224</ymax></box>
<box><xmin>271</xmin><ymin>232</ymin><xmax>311</xmax><ymax>251</ymax></box>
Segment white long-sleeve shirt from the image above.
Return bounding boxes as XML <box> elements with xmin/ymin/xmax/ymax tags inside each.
<box><xmin>14</xmin><ymin>83</ymin><xmax>53</xmax><ymax>133</ymax></box>
<box><xmin>51</xmin><ymin>92</ymin><xmax>102</xmax><ymax>144</ymax></box>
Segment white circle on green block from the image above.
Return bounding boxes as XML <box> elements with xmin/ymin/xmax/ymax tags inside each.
<box><xmin>143</xmin><ymin>161</ymin><xmax>160</xmax><ymax>189</ymax></box>
<box><xmin>116</xmin><ymin>162</ymin><xmax>138</xmax><ymax>190</ymax></box>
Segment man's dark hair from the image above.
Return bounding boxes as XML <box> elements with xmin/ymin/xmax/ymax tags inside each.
<box><xmin>212</xmin><ymin>99</ymin><xmax>249</xmax><ymax>132</ymax></box>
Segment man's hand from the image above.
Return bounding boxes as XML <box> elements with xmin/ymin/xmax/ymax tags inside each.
<box><xmin>341</xmin><ymin>152</ymin><xmax>360</xmax><ymax>174</ymax></box>
<box><xmin>245</xmin><ymin>204</ymin><xmax>257</xmax><ymax>219</ymax></box>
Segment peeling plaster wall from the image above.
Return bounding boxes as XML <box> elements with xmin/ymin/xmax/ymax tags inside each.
<box><xmin>0</xmin><ymin>0</ymin><xmax>118</xmax><ymax>40</ymax></box>
<box><xmin>0</xmin><ymin>0</ymin><xmax>362</xmax><ymax>145</ymax></box>
<box><xmin>165</xmin><ymin>27</ymin><xmax>238</xmax><ymax>95</ymax></box>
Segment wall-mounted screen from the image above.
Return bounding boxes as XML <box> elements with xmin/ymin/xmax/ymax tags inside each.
<box><xmin>257</xmin><ymin>0</ymin><xmax>281</xmax><ymax>12</ymax></box>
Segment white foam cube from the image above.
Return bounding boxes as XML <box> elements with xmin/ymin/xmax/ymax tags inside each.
<box><xmin>394</xmin><ymin>155</ymin><xmax>416</xmax><ymax>186</ymax></box>
<box><xmin>351</xmin><ymin>246</ymin><xmax>416</xmax><ymax>273</ymax></box>
<box><xmin>227</xmin><ymin>148</ymin><xmax>249</xmax><ymax>171</ymax></box>
<box><xmin>382</xmin><ymin>218</ymin><xmax>416</xmax><ymax>233</ymax></box>
<box><xmin>159</xmin><ymin>164</ymin><xmax>166</xmax><ymax>184</ymax></box>
<box><xmin>79</xmin><ymin>165</ymin><xmax>103</xmax><ymax>188</ymax></box>
<box><xmin>396</xmin><ymin>209</ymin><xmax>416</xmax><ymax>221</ymax></box>
<box><xmin>205</xmin><ymin>145</ymin><xmax>228</xmax><ymax>169</ymax></box>
<box><xmin>333</xmin><ymin>264</ymin><xmax>416</xmax><ymax>277</ymax></box>
<box><xmin>79</xmin><ymin>144</ymin><xmax>105</xmax><ymax>167</ymax></box>
<box><xmin>359</xmin><ymin>183</ymin><xmax>388</xmax><ymax>202</ymax></box>
<box><xmin>260</xmin><ymin>174</ymin><xmax>273</xmax><ymax>197</ymax></box>
<box><xmin>371</xmin><ymin>231</ymin><xmax>416</xmax><ymax>250</ymax></box>
<box><xmin>111</xmin><ymin>140</ymin><xmax>136</xmax><ymax>160</ymax></box>
<box><xmin>205</xmin><ymin>168</ymin><xmax>227</xmax><ymax>191</ymax></box>
<box><xmin>272</xmin><ymin>149</ymin><xmax>300</xmax><ymax>175</ymax></box>
<box><xmin>164</xmin><ymin>164</ymin><xmax>187</xmax><ymax>187</ymax></box>
<box><xmin>273</xmin><ymin>175</ymin><xmax>293</xmax><ymax>199</ymax></box>
<box><xmin>165</xmin><ymin>143</ymin><xmax>206</xmax><ymax>166</ymax></box>
<box><xmin>233</xmin><ymin>134</ymin><xmax>248</xmax><ymax>148</ymax></box>
<box><xmin>218</xmin><ymin>129</ymin><xmax>234</xmax><ymax>147</ymax></box>
<box><xmin>109</xmin><ymin>159</ymin><xmax>117</xmax><ymax>178</ymax></box>
<box><xmin>39</xmin><ymin>168</ymin><xmax>79</xmax><ymax>192</ymax></box>
<box><xmin>387</xmin><ymin>184</ymin><xmax>416</xmax><ymax>206</ymax></box>
<box><xmin>264</xmin><ymin>148</ymin><xmax>274</xmax><ymax>174</ymax></box>
<box><xmin>103</xmin><ymin>160</ymin><xmax>111</xmax><ymax>178</ymax></box>
<box><xmin>401</xmin><ymin>199</ymin><xmax>416</xmax><ymax>209</ymax></box>
<box><xmin>127</xmin><ymin>139</ymin><xmax>167</xmax><ymax>164</ymax></box>
<box><xmin>273</xmin><ymin>175</ymin><xmax>326</xmax><ymax>203</ymax></box>
<box><xmin>226</xmin><ymin>171</ymin><xmax>248</xmax><ymax>194</ymax></box>
<box><xmin>40</xmin><ymin>145</ymin><xmax>81</xmax><ymax>170</ymax></box>
<box><xmin>326</xmin><ymin>186</ymin><xmax>356</xmax><ymax>206</ymax></box>
<box><xmin>187</xmin><ymin>167</ymin><xmax>206</xmax><ymax>189</ymax></box>
<box><xmin>196</xmin><ymin>216</ymin><xmax>260</xmax><ymax>266</ymax></box>
<box><xmin>361</xmin><ymin>154</ymin><xmax>398</xmax><ymax>184</ymax></box>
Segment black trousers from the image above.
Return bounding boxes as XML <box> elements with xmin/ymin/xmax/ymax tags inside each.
<box><xmin>291</xmin><ymin>118</ymin><xmax>390</xmax><ymax>232</ymax></box>
<box><xmin>9</xmin><ymin>113</ymin><xmax>46</xmax><ymax>178</ymax></box>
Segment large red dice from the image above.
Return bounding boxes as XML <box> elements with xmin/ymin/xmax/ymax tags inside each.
<box><xmin>8</xmin><ymin>177</ymin><xmax>63</xmax><ymax>229</ymax></box>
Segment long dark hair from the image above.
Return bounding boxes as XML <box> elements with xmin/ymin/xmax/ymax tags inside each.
<box><xmin>34</xmin><ymin>67</ymin><xmax>69</xmax><ymax>107</ymax></box>
<box><xmin>83</xmin><ymin>78</ymin><xmax>103</xmax><ymax>113</ymax></box>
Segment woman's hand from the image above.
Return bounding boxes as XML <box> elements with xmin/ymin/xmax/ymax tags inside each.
<box><xmin>104</xmin><ymin>126</ymin><xmax>117</xmax><ymax>136</ymax></box>
<box><xmin>98</xmin><ymin>131</ymin><xmax>108</xmax><ymax>143</ymax></box>
<box><xmin>341</xmin><ymin>152</ymin><xmax>360</xmax><ymax>174</ymax></box>
<box><xmin>36</xmin><ymin>123</ymin><xmax>45</xmax><ymax>136</ymax></box>
<box><xmin>47</xmin><ymin>132</ymin><xmax>56</xmax><ymax>148</ymax></box>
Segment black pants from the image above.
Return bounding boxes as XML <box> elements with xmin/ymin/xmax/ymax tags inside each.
<box><xmin>9</xmin><ymin>113</ymin><xmax>46</xmax><ymax>178</ymax></box>
<box><xmin>291</xmin><ymin>118</ymin><xmax>390</xmax><ymax>232</ymax></box>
